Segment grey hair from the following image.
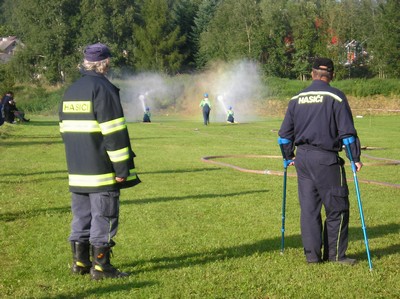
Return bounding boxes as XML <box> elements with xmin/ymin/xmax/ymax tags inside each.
<box><xmin>79</xmin><ymin>58</ymin><xmax>110</xmax><ymax>74</ymax></box>
<box><xmin>312</xmin><ymin>68</ymin><xmax>333</xmax><ymax>81</ymax></box>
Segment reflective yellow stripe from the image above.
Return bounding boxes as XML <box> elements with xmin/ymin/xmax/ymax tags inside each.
<box><xmin>291</xmin><ymin>91</ymin><xmax>343</xmax><ymax>103</ymax></box>
<box><xmin>339</xmin><ymin>164</ymin><xmax>343</xmax><ymax>186</ymax></box>
<box><xmin>107</xmin><ymin>147</ymin><xmax>130</xmax><ymax>163</ymax></box>
<box><xmin>60</xmin><ymin>120</ymin><xmax>101</xmax><ymax>133</ymax></box>
<box><xmin>62</xmin><ymin>101</ymin><xmax>92</xmax><ymax>113</ymax></box>
<box><xmin>94</xmin><ymin>265</ymin><xmax>104</xmax><ymax>272</ymax></box>
<box><xmin>69</xmin><ymin>169</ymin><xmax>138</xmax><ymax>187</ymax></box>
<box><xmin>99</xmin><ymin>117</ymin><xmax>126</xmax><ymax>135</ymax></box>
<box><xmin>336</xmin><ymin>213</ymin><xmax>344</xmax><ymax>261</ymax></box>
<box><xmin>126</xmin><ymin>168</ymin><xmax>138</xmax><ymax>181</ymax></box>
<box><xmin>76</xmin><ymin>261</ymin><xmax>86</xmax><ymax>267</ymax></box>
<box><xmin>69</xmin><ymin>173</ymin><xmax>115</xmax><ymax>187</ymax></box>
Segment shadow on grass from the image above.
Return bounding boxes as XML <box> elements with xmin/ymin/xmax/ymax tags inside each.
<box><xmin>121</xmin><ymin>189</ymin><xmax>267</xmax><ymax>205</ymax></box>
<box><xmin>0</xmin><ymin>190</ymin><xmax>266</xmax><ymax>222</ymax></box>
<box><xmin>46</xmin><ymin>280</ymin><xmax>157</xmax><ymax>298</ymax></box>
<box><xmin>124</xmin><ymin>222</ymin><xmax>400</xmax><ymax>274</ymax></box>
<box><xmin>1</xmin><ymin>139</ymin><xmax>63</xmax><ymax>146</ymax></box>
<box><xmin>0</xmin><ymin>169</ymin><xmax>66</xmax><ymax>177</ymax></box>
<box><xmin>131</xmin><ymin>136</ymin><xmax>172</xmax><ymax>141</ymax></box>
<box><xmin>126</xmin><ymin>235</ymin><xmax>302</xmax><ymax>275</ymax></box>
<box><xmin>0</xmin><ymin>170</ymin><xmax>67</xmax><ymax>187</ymax></box>
<box><xmin>0</xmin><ymin>205</ymin><xmax>71</xmax><ymax>222</ymax></box>
<box><xmin>138</xmin><ymin>167</ymin><xmax>221</xmax><ymax>175</ymax></box>
<box><xmin>371</xmin><ymin>243</ymin><xmax>400</xmax><ymax>258</ymax></box>
<box><xmin>23</xmin><ymin>120</ymin><xmax>59</xmax><ymax>127</ymax></box>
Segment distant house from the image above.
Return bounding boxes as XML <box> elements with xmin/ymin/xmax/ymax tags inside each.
<box><xmin>0</xmin><ymin>36</ymin><xmax>22</xmax><ymax>63</ymax></box>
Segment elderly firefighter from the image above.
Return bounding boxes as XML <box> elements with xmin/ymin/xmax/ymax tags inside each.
<box><xmin>59</xmin><ymin>43</ymin><xmax>141</xmax><ymax>280</ymax></box>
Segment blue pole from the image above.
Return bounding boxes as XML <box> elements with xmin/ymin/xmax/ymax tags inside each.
<box><xmin>343</xmin><ymin>137</ymin><xmax>373</xmax><ymax>271</ymax></box>
<box><xmin>280</xmin><ymin>163</ymin><xmax>287</xmax><ymax>254</ymax></box>
<box><xmin>278</xmin><ymin>138</ymin><xmax>293</xmax><ymax>254</ymax></box>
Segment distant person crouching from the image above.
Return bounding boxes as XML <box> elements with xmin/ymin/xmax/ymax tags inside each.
<box><xmin>143</xmin><ymin>107</ymin><xmax>151</xmax><ymax>122</ymax></box>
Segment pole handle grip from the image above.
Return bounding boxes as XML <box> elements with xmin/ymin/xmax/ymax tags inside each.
<box><xmin>283</xmin><ymin>159</ymin><xmax>293</xmax><ymax>169</ymax></box>
<box><xmin>278</xmin><ymin>137</ymin><xmax>294</xmax><ymax>169</ymax></box>
<box><xmin>278</xmin><ymin>137</ymin><xmax>291</xmax><ymax>145</ymax></box>
<box><xmin>342</xmin><ymin>136</ymin><xmax>357</xmax><ymax>172</ymax></box>
<box><xmin>342</xmin><ymin>136</ymin><xmax>355</xmax><ymax>145</ymax></box>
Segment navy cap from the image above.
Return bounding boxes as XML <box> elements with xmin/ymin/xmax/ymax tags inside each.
<box><xmin>84</xmin><ymin>43</ymin><xmax>112</xmax><ymax>62</ymax></box>
<box><xmin>312</xmin><ymin>57</ymin><xmax>334</xmax><ymax>72</ymax></box>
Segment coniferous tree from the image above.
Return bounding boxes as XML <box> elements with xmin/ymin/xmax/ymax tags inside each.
<box><xmin>192</xmin><ymin>0</ymin><xmax>221</xmax><ymax>69</ymax></box>
<box><xmin>133</xmin><ymin>0</ymin><xmax>185</xmax><ymax>74</ymax></box>
<box><xmin>171</xmin><ymin>0</ymin><xmax>200</xmax><ymax>71</ymax></box>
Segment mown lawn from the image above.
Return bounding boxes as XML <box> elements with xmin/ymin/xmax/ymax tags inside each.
<box><xmin>0</xmin><ymin>114</ymin><xmax>399</xmax><ymax>298</ymax></box>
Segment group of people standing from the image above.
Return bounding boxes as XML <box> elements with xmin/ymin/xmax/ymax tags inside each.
<box><xmin>0</xmin><ymin>91</ymin><xmax>30</xmax><ymax>125</ymax></box>
<box><xmin>59</xmin><ymin>41</ymin><xmax>362</xmax><ymax>282</ymax></box>
<box><xmin>199</xmin><ymin>93</ymin><xmax>235</xmax><ymax>125</ymax></box>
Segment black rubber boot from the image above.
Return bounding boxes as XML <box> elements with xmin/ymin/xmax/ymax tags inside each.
<box><xmin>71</xmin><ymin>242</ymin><xmax>91</xmax><ymax>275</ymax></box>
<box><xmin>90</xmin><ymin>246</ymin><xmax>129</xmax><ymax>280</ymax></box>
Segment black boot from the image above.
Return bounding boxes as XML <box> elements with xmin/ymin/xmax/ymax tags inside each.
<box><xmin>71</xmin><ymin>242</ymin><xmax>91</xmax><ymax>275</ymax></box>
<box><xmin>90</xmin><ymin>246</ymin><xmax>129</xmax><ymax>280</ymax></box>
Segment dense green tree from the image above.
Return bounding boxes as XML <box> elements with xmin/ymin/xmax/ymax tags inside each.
<box><xmin>4</xmin><ymin>0</ymin><xmax>81</xmax><ymax>84</ymax></box>
<box><xmin>133</xmin><ymin>0</ymin><xmax>185</xmax><ymax>74</ymax></box>
<box><xmin>0</xmin><ymin>0</ymin><xmax>399</xmax><ymax>82</ymax></box>
<box><xmin>288</xmin><ymin>1</ymin><xmax>319</xmax><ymax>80</ymax></box>
<box><xmin>78</xmin><ymin>0</ymin><xmax>136</xmax><ymax>71</ymax></box>
<box><xmin>369</xmin><ymin>0</ymin><xmax>400</xmax><ymax>78</ymax></box>
<box><xmin>197</xmin><ymin>0</ymin><xmax>262</xmax><ymax>64</ymax></box>
<box><xmin>258</xmin><ymin>0</ymin><xmax>294</xmax><ymax>77</ymax></box>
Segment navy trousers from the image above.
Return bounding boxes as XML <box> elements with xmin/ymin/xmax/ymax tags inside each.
<box><xmin>202</xmin><ymin>106</ymin><xmax>210</xmax><ymax>125</ymax></box>
<box><xmin>69</xmin><ymin>191</ymin><xmax>120</xmax><ymax>247</ymax></box>
<box><xmin>295</xmin><ymin>146</ymin><xmax>350</xmax><ymax>262</ymax></box>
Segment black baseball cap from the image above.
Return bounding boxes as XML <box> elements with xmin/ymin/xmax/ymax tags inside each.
<box><xmin>312</xmin><ymin>57</ymin><xmax>334</xmax><ymax>72</ymax></box>
<box><xmin>84</xmin><ymin>43</ymin><xmax>112</xmax><ymax>62</ymax></box>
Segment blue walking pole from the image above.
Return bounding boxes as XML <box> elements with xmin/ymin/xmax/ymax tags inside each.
<box><xmin>343</xmin><ymin>136</ymin><xmax>373</xmax><ymax>271</ymax></box>
<box><xmin>278</xmin><ymin>138</ymin><xmax>293</xmax><ymax>254</ymax></box>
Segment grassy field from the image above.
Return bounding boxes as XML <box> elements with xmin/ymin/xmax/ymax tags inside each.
<box><xmin>0</xmin><ymin>114</ymin><xmax>399</xmax><ymax>298</ymax></box>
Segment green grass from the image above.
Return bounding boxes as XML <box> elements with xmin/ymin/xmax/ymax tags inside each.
<box><xmin>0</xmin><ymin>115</ymin><xmax>399</xmax><ymax>298</ymax></box>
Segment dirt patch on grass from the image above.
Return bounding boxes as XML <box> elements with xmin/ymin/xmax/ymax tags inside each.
<box><xmin>348</xmin><ymin>96</ymin><xmax>400</xmax><ymax>114</ymax></box>
<box><xmin>255</xmin><ymin>96</ymin><xmax>400</xmax><ymax>117</ymax></box>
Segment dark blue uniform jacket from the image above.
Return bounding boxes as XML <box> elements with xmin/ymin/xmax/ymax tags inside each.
<box><xmin>279</xmin><ymin>80</ymin><xmax>361</xmax><ymax>162</ymax></box>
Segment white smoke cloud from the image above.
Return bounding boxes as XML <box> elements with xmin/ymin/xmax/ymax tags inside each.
<box><xmin>117</xmin><ymin>60</ymin><xmax>264</xmax><ymax>123</ymax></box>
<box><xmin>208</xmin><ymin>60</ymin><xmax>263</xmax><ymax>122</ymax></box>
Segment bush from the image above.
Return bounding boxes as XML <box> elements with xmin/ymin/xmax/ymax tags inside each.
<box><xmin>11</xmin><ymin>85</ymin><xmax>66</xmax><ymax>114</ymax></box>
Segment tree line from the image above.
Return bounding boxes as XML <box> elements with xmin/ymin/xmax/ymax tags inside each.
<box><xmin>0</xmin><ymin>0</ymin><xmax>399</xmax><ymax>85</ymax></box>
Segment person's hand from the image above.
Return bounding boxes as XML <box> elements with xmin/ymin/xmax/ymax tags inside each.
<box><xmin>355</xmin><ymin>162</ymin><xmax>363</xmax><ymax>172</ymax></box>
<box><xmin>115</xmin><ymin>177</ymin><xmax>126</xmax><ymax>183</ymax></box>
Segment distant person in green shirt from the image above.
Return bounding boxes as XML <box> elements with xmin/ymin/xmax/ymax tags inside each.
<box><xmin>199</xmin><ymin>93</ymin><xmax>211</xmax><ymax>125</ymax></box>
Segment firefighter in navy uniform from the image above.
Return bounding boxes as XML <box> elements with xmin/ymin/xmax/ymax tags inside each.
<box><xmin>278</xmin><ymin>57</ymin><xmax>362</xmax><ymax>265</ymax></box>
<box><xmin>59</xmin><ymin>43</ymin><xmax>141</xmax><ymax>280</ymax></box>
